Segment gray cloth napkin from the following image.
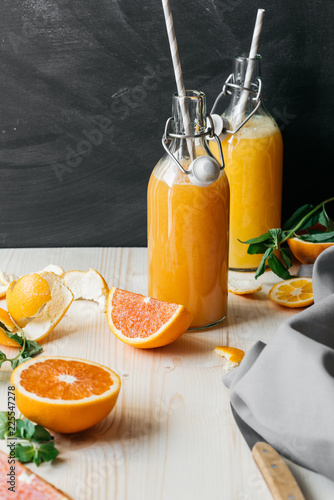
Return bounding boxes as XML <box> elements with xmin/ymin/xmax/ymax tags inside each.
<box><xmin>224</xmin><ymin>246</ymin><xmax>334</xmax><ymax>482</ymax></box>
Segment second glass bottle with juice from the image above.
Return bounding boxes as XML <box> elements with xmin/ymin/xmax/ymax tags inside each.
<box><xmin>210</xmin><ymin>55</ymin><xmax>283</xmax><ymax>271</ymax></box>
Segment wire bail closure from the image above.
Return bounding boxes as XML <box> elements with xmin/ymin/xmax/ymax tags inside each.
<box><xmin>210</xmin><ymin>75</ymin><xmax>263</xmax><ymax>135</ymax></box>
<box><xmin>162</xmin><ymin>114</ymin><xmax>225</xmax><ymax>180</ymax></box>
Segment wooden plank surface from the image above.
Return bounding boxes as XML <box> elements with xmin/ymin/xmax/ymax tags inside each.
<box><xmin>0</xmin><ymin>248</ymin><xmax>333</xmax><ymax>500</ymax></box>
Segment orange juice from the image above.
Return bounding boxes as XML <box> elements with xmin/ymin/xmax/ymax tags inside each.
<box><xmin>148</xmin><ymin>165</ymin><xmax>229</xmax><ymax>328</ymax></box>
<box><xmin>210</xmin><ymin>114</ymin><xmax>283</xmax><ymax>270</ymax></box>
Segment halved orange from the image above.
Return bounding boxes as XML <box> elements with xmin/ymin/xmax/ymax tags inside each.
<box><xmin>106</xmin><ymin>287</ymin><xmax>192</xmax><ymax>348</ymax></box>
<box><xmin>6</xmin><ymin>274</ymin><xmax>52</xmax><ymax>327</ymax></box>
<box><xmin>288</xmin><ymin>237</ymin><xmax>334</xmax><ymax>264</ymax></box>
<box><xmin>0</xmin><ymin>308</ymin><xmax>20</xmax><ymax>347</ymax></box>
<box><xmin>11</xmin><ymin>356</ymin><xmax>121</xmax><ymax>434</ymax></box>
<box><xmin>269</xmin><ymin>277</ymin><xmax>313</xmax><ymax>308</ymax></box>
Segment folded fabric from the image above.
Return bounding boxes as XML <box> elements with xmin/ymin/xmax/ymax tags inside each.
<box><xmin>224</xmin><ymin>246</ymin><xmax>334</xmax><ymax>482</ymax></box>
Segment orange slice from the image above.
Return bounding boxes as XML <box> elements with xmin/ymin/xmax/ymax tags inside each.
<box><xmin>228</xmin><ymin>276</ymin><xmax>262</xmax><ymax>295</ymax></box>
<box><xmin>269</xmin><ymin>277</ymin><xmax>313</xmax><ymax>308</ymax></box>
<box><xmin>106</xmin><ymin>287</ymin><xmax>192</xmax><ymax>348</ymax></box>
<box><xmin>11</xmin><ymin>356</ymin><xmax>121</xmax><ymax>434</ymax></box>
<box><xmin>288</xmin><ymin>237</ymin><xmax>334</xmax><ymax>265</ymax></box>
<box><xmin>0</xmin><ymin>450</ymin><xmax>73</xmax><ymax>499</ymax></box>
<box><xmin>6</xmin><ymin>274</ymin><xmax>52</xmax><ymax>327</ymax></box>
<box><xmin>64</xmin><ymin>268</ymin><xmax>109</xmax><ymax>312</ymax></box>
<box><xmin>215</xmin><ymin>346</ymin><xmax>245</xmax><ymax>371</ymax></box>
<box><xmin>0</xmin><ymin>308</ymin><xmax>20</xmax><ymax>347</ymax></box>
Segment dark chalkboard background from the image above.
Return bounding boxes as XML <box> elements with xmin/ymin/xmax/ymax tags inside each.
<box><xmin>0</xmin><ymin>0</ymin><xmax>333</xmax><ymax>248</ymax></box>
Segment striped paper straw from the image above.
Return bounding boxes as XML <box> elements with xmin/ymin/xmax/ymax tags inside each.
<box><xmin>162</xmin><ymin>0</ymin><xmax>194</xmax><ymax>161</ymax></box>
<box><xmin>233</xmin><ymin>9</ymin><xmax>265</xmax><ymax>127</ymax></box>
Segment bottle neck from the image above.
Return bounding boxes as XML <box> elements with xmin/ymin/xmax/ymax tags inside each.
<box><xmin>225</xmin><ymin>54</ymin><xmax>265</xmax><ymax>126</ymax></box>
<box><xmin>170</xmin><ymin>90</ymin><xmax>209</xmax><ymax>161</ymax></box>
<box><xmin>172</xmin><ymin>90</ymin><xmax>206</xmax><ymax>135</ymax></box>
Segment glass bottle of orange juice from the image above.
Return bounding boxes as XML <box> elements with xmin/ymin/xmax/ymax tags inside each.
<box><xmin>147</xmin><ymin>90</ymin><xmax>230</xmax><ymax>329</ymax></box>
<box><xmin>210</xmin><ymin>55</ymin><xmax>283</xmax><ymax>271</ymax></box>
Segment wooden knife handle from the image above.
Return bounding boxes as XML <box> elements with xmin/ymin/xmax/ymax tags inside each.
<box><xmin>252</xmin><ymin>442</ymin><xmax>306</xmax><ymax>500</ymax></box>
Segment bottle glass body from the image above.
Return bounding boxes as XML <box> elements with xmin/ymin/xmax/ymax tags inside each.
<box><xmin>210</xmin><ymin>55</ymin><xmax>283</xmax><ymax>271</ymax></box>
<box><xmin>147</xmin><ymin>91</ymin><xmax>230</xmax><ymax>328</ymax></box>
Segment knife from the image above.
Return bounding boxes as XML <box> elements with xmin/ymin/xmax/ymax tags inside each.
<box><xmin>231</xmin><ymin>405</ymin><xmax>306</xmax><ymax>500</ymax></box>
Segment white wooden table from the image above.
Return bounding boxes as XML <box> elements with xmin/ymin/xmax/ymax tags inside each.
<box><xmin>0</xmin><ymin>248</ymin><xmax>333</xmax><ymax>500</ymax></box>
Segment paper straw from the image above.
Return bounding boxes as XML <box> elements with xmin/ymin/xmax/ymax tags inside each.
<box><xmin>161</xmin><ymin>0</ymin><xmax>194</xmax><ymax>161</ymax></box>
<box><xmin>233</xmin><ymin>9</ymin><xmax>265</xmax><ymax>127</ymax></box>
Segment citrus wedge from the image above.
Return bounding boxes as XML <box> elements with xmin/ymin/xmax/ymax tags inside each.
<box><xmin>11</xmin><ymin>356</ymin><xmax>121</xmax><ymax>434</ymax></box>
<box><xmin>288</xmin><ymin>237</ymin><xmax>334</xmax><ymax>265</ymax></box>
<box><xmin>64</xmin><ymin>267</ymin><xmax>109</xmax><ymax>312</ymax></box>
<box><xmin>215</xmin><ymin>346</ymin><xmax>245</xmax><ymax>371</ymax></box>
<box><xmin>269</xmin><ymin>277</ymin><xmax>313</xmax><ymax>308</ymax></box>
<box><xmin>106</xmin><ymin>287</ymin><xmax>192</xmax><ymax>348</ymax></box>
<box><xmin>6</xmin><ymin>274</ymin><xmax>52</xmax><ymax>327</ymax></box>
<box><xmin>228</xmin><ymin>276</ymin><xmax>262</xmax><ymax>295</ymax></box>
<box><xmin>0</xmin><ymin>308</ymin><xmax>20</xmax><ymax>347</ymax></box>
<box><xmin>0</xmin><ymin>450</ymin><xmax>73</xmax><ymax>499</ymax></box>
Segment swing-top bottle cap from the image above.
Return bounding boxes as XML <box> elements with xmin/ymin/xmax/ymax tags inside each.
<box><xmin>206</xmin><ymin>114</ymin><xmax>230</xmax><ymax>141</ymax></box>
<box><xmin>188</xmin><ymin>156</ymin><xmax>221</xmax><ymax>187</ymax></box>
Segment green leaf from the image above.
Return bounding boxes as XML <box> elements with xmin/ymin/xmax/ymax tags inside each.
<box><xmin>280</xmin><ymin>248</ymin><xmax>292</xmax><ymax>269</ymax></box>
<box><xmin>318</xmin><ymin>205</ymin><xmax>334</xmax><ymax>231</ymax></box>
<box><xmin>32</xmin><ymin>425</ymin><xmax>53</xmax><ymax>443</ymax></box>
<box><xmin>269</xmin><ymin>228</ymin><xmax>282</xmax><ymax>248</ymax></box>
<box><xmin>15</xmin><ymin>443</ymin><xmax>35</xmax><ymax>463</ymax></box>
<box><xmin>255</xmin><ymin>247</ymin><xmax>274</xmax><ymax>279</ymax></box>
<box><xmin>37</xmin><ymin>441</ymin><xmax>59</xmax><ymax>464</ymax></box>
<box><xmin>239</xmin><ymin>231</ymin><xmax>272</xmax><ymax>245</ymax></box>
<box><xmin>247</xmin><ymin>242</ymin><xmax>271</xmax><ymax>255</ymax></box>
<box><xmin>268</xmin><ymin>254</ymin><xmax>293</xmax><ymax>280</ymax></box>
<box><xmin>0</xmin><ymin>352</ymin><xmax>7</xmax><ymax>367</ymax></box>
<box><xmin>7</xmin><ymin>332</ymin><xmax>24</xmax><ymax>347</ymax></box>
<box><xmin>23</xmin><ymin>419</ymin><xmax>36</xmax><ymax>439</ymax></box>
<box><xmin>298</xmin><ymin>230</ymin><xmax>334</xmax><ymax>243</ymax></box>
<box><xmin>0</xmin><ymin>412</ymin><xmax>9</xmax><ymax>438</ymax></box>
<box><xmin>283</xmin><ymin>204</ymin><xmax>314</xmax><ymax>230</ymax></box>
<box><xmin>23</xmin><ymin>339</ymin><xmax>43</xmax><ymax>359</ymax></box>
<box><xmin>16</xmin><ymin>419</ymin><xmax>26</xmax><ymax>438</ymax></box>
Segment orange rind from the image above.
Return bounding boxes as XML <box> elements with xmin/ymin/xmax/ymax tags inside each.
<box><xmin>64</xmin><ymin>268</ymin><xmax>109</xmax><ymax>312</ymax></box>
<box><xmin>0</xmin><ymin>308</ymin><xmax>20</xmax><ymax>347</ymax></box>
<box><xmin>106</xmin><ymin>287</ymin><xmax>192</xmax><ymax>348</ymax></box>
<box><xmin>11</xmin><ymin>356</ymin><xmax>121</xmax><ymax>434</ymax></box>
<box><xmin>228</xmin><ymin>276</ymin><xmax>262</xmax><ymax>295</ymax></box>
<box><xmin>288</xmin><ymin>237</ymin><xmax>334</xmax><ymax>265</ymax></box>
<box><xmin>22</xmin><ymin>272</ymin><xmax>74</xmax><ymax>342</ymax></box>
<box><xmin>269</xmin><ymin>277</ymin><xmax>313</xmax><ymax>308</ymax></box>
<box><xmin>215</xmin><ymin>346</ymin><xmax>245</xmax><ymax>371</ymax></box>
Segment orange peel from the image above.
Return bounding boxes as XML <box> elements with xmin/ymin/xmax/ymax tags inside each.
<box><xmin>228</xmin><ymin>276</ymin><xmax>262</xmax><ymax>295</ymax></box>
<box><xmin>0</xmin><ymin>308</ymin><xmax>20</xmax><ymax>347</ymax></box>
<box><xmin>22</xmin><ymin>272</ymin><xmax>74</xmax><ymax>342</ymax></box>
<box><xmin>215</xmin><ymin>346</ymin><xmax>245</xmax><ymax>371</ymax></box>
<box><xmin>64</xmin><ymin>268</ymin><xmax>109</xmax><ymax>312</ymax></box>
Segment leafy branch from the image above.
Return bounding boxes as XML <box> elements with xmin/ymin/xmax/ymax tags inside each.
<box><xmin>0</xmin><ymin>412</ymin><xmax>59</xmax><ymax>466</ymax></box>
<box><xmin>240</xmin><ymin>197</ymin><xmax>334</xmax><ymax>280</ymax></box>
<box><xmin>0</xmin><ymin>322</ymin><xmax>43</xmax><ymax>370</ymax></box>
